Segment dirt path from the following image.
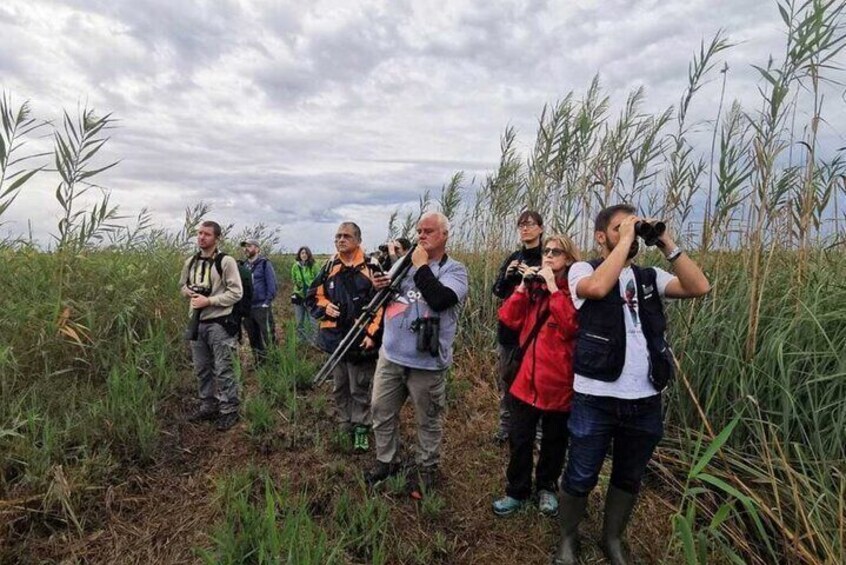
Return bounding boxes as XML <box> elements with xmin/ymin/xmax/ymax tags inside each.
<box><xmin>20</xmin><ymin>356</ymin><xmax>673</xmax><ymax>564</ymax></box>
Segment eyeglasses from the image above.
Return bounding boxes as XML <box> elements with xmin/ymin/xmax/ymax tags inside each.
<box><xmin>334</xmin><ymin>233</ymin><xmax>355</xmax><ymax>241</ymax></box>
<box><xmin>542</xmin><ymin>247</ymin><xmax>566</xmax><ymax>257</ymax></box>
<box><xmin>518</xmin><ymin>221</ymin><xmax>539</xmax><ymax>228</ymax></box>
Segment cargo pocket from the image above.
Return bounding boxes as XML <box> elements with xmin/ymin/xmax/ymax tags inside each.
<box><xmin>426</xmin><ymin>374</ymin><xmax>447</xmax><ymax>419</ymax></box>
<box><xmin>575</xmin><ymin>331</ymin><xmax>615</xmax><ymax>378</ymax></box>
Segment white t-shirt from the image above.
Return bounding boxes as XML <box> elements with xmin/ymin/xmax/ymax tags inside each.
<box><xmin>568</xmin><ymin>262</ymin><xmax>674</xmax><ymax>399</ymax></box>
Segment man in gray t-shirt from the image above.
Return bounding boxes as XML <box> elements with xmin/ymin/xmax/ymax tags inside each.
<box><xmin>365</xmin><ymin>212</ymin><xmax>469</xmax><ymax>499</ymax></box>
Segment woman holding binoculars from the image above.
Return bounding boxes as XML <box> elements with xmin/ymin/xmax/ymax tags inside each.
<box><xmin>492</xmin><ymin>234</ymin><xmax>581</xmax><ymax>518</ymax></box>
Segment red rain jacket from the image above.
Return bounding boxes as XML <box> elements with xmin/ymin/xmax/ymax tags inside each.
<box><xmin>498</xmin><ymin>278</ymin><xmax>578</xmax><ymax>412</ymax></box>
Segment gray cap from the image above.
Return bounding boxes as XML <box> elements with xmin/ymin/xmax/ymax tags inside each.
<box><xmin>240</xmin><ymin>238</ymin><xmax>260</xmax><ymax>247</ymax></box>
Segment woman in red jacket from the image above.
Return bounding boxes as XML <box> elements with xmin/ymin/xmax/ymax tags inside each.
<box><xmin>492</xmin><ymin>234</ymin><xmax>580</xmax><ymax>517</ymax></box>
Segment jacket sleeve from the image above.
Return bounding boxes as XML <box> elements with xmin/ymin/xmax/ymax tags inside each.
<box><xmin>492</xmin><ymin>252</ymin><xmax>520</xmax><ymax>299</ymax></box>
<box><xmin>311</xmin><ymin>266</ymin><xmax>331</xmax><ymax>319</ymax></box>
<box><xmin>548</xmin><ymin>289</ymin><xmax>578</xmax><ymax>338</ymax></box>
<box><xmin>290</xmin><ymin>263</ymin><xmax>300</xmax><ymax>294</ymax></box>
<box><xmin>265</xmin><ymin>259</ymin><xmax>277</xmax><ymax>301</ymax></box>
<box><xmin>209</xmin><ymin>256</ymin><xmax>243</xmax><ymax>308</ymax></box>
<box><xmin>414</xmin><ymin>265</ymin><xmax>459</xmax><ymax>312</ymax></box>
<box><xmin>179</xmin><ymin>258</ymin><xmax>192</xmax><ymax>298</ymax></box>
<box><xmin>498</xmin><ymin>288</ymin><xmax>529</xmax><ymax>331</ymax></box>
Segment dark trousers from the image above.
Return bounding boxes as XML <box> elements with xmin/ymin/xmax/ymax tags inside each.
<box><xmin>562</xmin><ymin>392</ymin><xmax>663</xmax><ymax>497</ymax></box>
<box><xmin>506</xmin><ymin>396</ymin><xmax>570</xmax><ymax>500</ymax></box>
<box><xmin>244</xmin><ymin>305</ymin><xmax>276</xmax><ymax>362</ymax></box>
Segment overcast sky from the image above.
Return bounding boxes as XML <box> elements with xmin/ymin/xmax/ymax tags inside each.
<box><xmin>1</xmin><ymin>0</ymin><xmax>843</xmax><ymax>252</ymax></box>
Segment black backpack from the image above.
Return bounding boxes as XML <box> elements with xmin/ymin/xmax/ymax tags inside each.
<box><xmin>186</xmin><ymin>252</ymin><xmax>253</xmax><ymax>318</ymax></box>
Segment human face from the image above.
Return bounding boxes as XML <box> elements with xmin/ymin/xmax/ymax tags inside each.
<box><xmin>542</xmin><ymin>242</ymin><xmax>572</xmax><ymax>274</ymax></box>
<box><xmin>299</xmin><ymin>249</ymin><xmax>309</xmax><ymax>262</ymax></box>
<box><xmin>596</xmin><ymin>211</ymin><xmax>638</xmax><ymax>259</ymax></box>
<box><xmin>334</xmin><ymin>225</ymin><xmax>360</xmax><ymax>254</ymax></box>
<box><xmin>242</xmin><ymin>244</ymin><xmax>259</xmax><ymax>259</ymax></box>
<box><xmin>518</xmin><ymin>218</ymin><xmax>543</xmax><ymax>245</ymax></box>
<box><xmin>196</xmin><ymin>225</ymin><xmax>218</xmax><ymax>252</ymax></box>
<box><xmin>417</xmin><ymin>216</ymin><xmax>447</xmax><ymax>254</ymax></box>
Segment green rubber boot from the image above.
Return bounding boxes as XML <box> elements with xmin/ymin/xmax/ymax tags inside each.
<box><xmin>551</xmin><ymin>491</ymin><xmax>587</xmax><ymax>565</ymax></box>
<box><xmin>600</xmin><ymin>486</ymin><xmax>637</xmax><ymax>565</ymax></box>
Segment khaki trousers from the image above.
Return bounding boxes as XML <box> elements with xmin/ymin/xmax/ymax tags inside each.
<box><xmin>371</xmin><ymin>352</ymin><xmax>447</xmax><ymax>468</ymax></box>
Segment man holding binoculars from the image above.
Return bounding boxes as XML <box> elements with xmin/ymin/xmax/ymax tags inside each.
<box><xmin>553</xmin><ymin>204</ymin><xmax>710</xmax><ymax>565</ymax></box>
<box><xmin>366</xmin><ymin>212</ymin><xmax>468</xmax><ymax>499</ymax></box>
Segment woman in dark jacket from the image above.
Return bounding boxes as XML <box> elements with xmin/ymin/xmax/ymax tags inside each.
<box><xmin>493</xmin><ymin>234</ymin><xmax>580</xmax><ymax>517</ymax></box>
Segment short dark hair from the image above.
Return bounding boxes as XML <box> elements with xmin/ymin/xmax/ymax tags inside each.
<box><xmin>338</xmin><ymin>221</ymin><xmax>361</xmax><ymax>241</ymax></box>
<box><xmin>396</xmin><ymin>237</ymin><xmax>411</xmax><ymax>253</ymax></box>
<box><xmin>594</xmin><ymin>204</ymin><xmax>636</xmax><ymax>232</ymax></box>
<box><xmin>200</xmin><ymin>220</ymin><xmax>222</xmax><ymax>238</ymax></box>
<box><xmin>297</xmin><ymin>246</ymin><xmax>315</xmax><ymax>267</ymax></box>
<box><xmin>517</xmin><ymin>210</ymin><xmax>543</xmax><ymax>227</ymax></box>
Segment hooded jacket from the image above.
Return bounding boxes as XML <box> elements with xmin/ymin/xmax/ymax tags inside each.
<box><xmin>498</xmin><ymin>276</ymin><xmax>578</xmax><ymax>412</ymax></box>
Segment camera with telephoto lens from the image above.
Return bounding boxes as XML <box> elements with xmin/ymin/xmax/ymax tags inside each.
<box><xmin>634</xmin><ymin>220</ymin><xmax>666</xmax><ymax>247</ymax></box>
<box><xmin>184</xmin><ymin>284</ymin><xmax>212</xmax><ymax>341</ymax></box>
<box><xmin>411</xmin><ymin>316</ymin><xmax>440</xmax><ymax>357</ymax></box>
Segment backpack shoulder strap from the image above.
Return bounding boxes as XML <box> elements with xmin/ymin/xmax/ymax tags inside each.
<box><xmin>213</xmin><ymin>252</ymin><xmax>228</xmax><ymax>278</ymax></box>
<box><xmin>185</xmin><ymin>252</ymin><xmax>201</xmax><ymax>285</ymax></box>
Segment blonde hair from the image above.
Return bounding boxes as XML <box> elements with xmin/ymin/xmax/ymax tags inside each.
<box><xmin>544</xmin><ymin>233</ymin><xmax>581</xmax><ymax>263</ymax></box>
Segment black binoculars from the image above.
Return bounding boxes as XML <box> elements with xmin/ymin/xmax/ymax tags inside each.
<box><xmin>634</xmin><ymin>221</ymin><xmax>666</xmax><ymax>247</ymax></box>
<box><xmin>184</xmin><ymin>284</ymin><xmax>212</xmax><ymax>341</ymax></box>
<box><xmin>411</xmin><ymin>316</ymin><xmax>440</xmax><ymax>357</ymax></box>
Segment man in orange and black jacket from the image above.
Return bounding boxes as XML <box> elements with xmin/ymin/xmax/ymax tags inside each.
<box><xmin>310</xmin><ymin>221</ymin><xmax>383</xmax><ymax>452</ymax></box>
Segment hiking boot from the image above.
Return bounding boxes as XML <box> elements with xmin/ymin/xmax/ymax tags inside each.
<box><xmin>215</xmin><ymin>411</ymin><xmax>240</xmax><ymax>431</ymax></box>
<box><xmin>408</xmin><ymin>466</ymin><xmax>437</xmax><ymax>500</ymax></box>
<box><xmin>364</xmin><ymin>461</ymin><xmax>401</xmax><ymax>487</ymax></box>
<box><xmin>188</xmin><ymin>404</ymin><xmax>218</xmax><ymax>422</ymax></box>
<box><xmin>492</xmin><ymin>495</ymin><xmax>526</xmax><ymax>516</ymax></box>
<box><xmin>538</xmin><ymin>489</ymin><xmax>559</xmax><ymax>517</ymax></box>
<box><xmin>353</xmin><ymin>426</ymin><xmax>370</xmax><ymax>452</ymax></box>
<box><xmin>552</xmin><ymin>491</ymin><xmax>588</xmax><ymax>565</ymax></box>
<box><xmin>600</xmin><ymin>486</ymin><xmax>637</xmax><ymax>565</ymax></box>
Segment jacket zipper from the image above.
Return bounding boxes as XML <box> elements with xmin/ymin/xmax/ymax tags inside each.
<box><xmin>584</xmin><ymin>331</ymin><xmax>610</xmax><ymax>342</ymax></box>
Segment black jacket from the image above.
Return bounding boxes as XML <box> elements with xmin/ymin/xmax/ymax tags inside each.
<box><xmin>492</xmin><ymin>245</ymin><xmax>543</xmax><ymax>346</ymax></box>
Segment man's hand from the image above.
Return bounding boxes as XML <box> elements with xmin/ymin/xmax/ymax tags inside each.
<box><xmin>362</xmin><ymin>336</ymin><xmax>375</xmax><ymax>350</ymax></box>
<box><xmin>618</xmin><ymin>215</ymin><xmax>639</xmax><ymax>243</ymax></box>
<box><xmin>650</xmin><ymin>219</ymin><xmax>677</xmax><ymax>255</ymax></box>
<box><xmin>325</xmin><ymin>302</ymin><xmax>341</xmax><ymax>318</ymax></box>
<box><xmin>411</xmin><ymin>245</ymin><xmax>429</xmax><ymax>267</ymax></box>
<box><xmin>190</xmin><ymin>294</ymin><xmax>211</xmax><ymax>309</ymax></box>
<box><xmin>372</xmin><ymin>272</ymin><xmax>390</xmax><ymax>290</ymax></box>
<box><xmin>538</xmin><ymin>266</ymin><xmax>558</xmax><ymax>292</ymax></box>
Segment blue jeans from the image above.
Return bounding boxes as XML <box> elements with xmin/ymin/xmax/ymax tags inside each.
<box><xmin>562</xmin><ymin>392</ymin><xmax>663</xmax><ymax>497</ymax></box>
<box><xmin>293</xmin><ymin>303</ymin><xmax>316</xmax><ymax>343</ymax></box>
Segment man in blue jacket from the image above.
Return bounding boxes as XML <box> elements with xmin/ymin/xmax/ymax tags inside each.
<box><xmin>241</xmin><ymin>238</ymin><xmax>277</xmax><ymax>364</ymax></box>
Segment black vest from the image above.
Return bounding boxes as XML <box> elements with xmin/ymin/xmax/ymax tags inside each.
<box><xmin>573</xmin><ymin>259</ymin><xmax>674</xmax><ymax>391</ymax></box>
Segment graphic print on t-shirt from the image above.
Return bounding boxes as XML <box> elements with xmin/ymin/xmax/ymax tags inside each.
<box><xmin>384</xmin><ymin>289</ymin><xmax>423</xmax><ymax>328</ymax></box>
<box><xmin>624</xmin><ymin>278</ymin><xmax>639</xmax><ymax>326</ymax></box>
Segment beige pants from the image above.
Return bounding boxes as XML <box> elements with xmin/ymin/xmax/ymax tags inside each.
<box><xmin>371</xmin><ymin>352</ymin><xmax>447</xmax><ymax>468</ymax></box>
<box><xmin>332</xmin><ymin>359</ymin><xmax>375</xmax><ymax>429</ymax></box>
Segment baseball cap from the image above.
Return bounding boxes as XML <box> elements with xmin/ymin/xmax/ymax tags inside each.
<box><xmin>240</xmin><ymin>238</ymin><xmax>260</xmax><ymax>247</ymax></box>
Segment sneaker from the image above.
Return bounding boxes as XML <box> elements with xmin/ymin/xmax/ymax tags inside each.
<box><xmin>408</xmin><ymin>466</ymin><xmax>437</xmax><ymax>500</ymax></box>
<box><xmin>353</xmin><ymin>426</ymin><xmax>369</xmax><ymax>452</ymax></box>
<box><xmin>364</xmin><ymin>461</ymin><xmax>401</xmax><ymax>487</ymax></box>
<box><xmin>188</xmin><ymin>405</ymin><xmax>218</xmax><ymax>422</ymax></box>
<box><xmin>538</xmin><ymin>489</ymin><xmax>559</xmax><ymax>517</ymax></box>
<box><xmin>492</xmin><ymin>495</ymin><xmax>526</xmax><ymax>516</ymax></box>
<box><xmin>492</xmin><ymin>429</ymin><xmax>509</xmax><ymax>444</ymax></box>
<box><xmin>215</xmin><ymin>411</ymin><xmax>240</xmax><ymax>431</ymax></box>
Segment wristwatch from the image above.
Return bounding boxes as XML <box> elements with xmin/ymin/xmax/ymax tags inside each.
<box><xmin>665</xmin><ymin>247</ymin><xmax>683</xmax><ymax>263</ymax></box>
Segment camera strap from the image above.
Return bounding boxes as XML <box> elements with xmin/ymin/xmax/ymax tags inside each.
<box><xmin>517</xmin><ymin>307</ymin><xmax>550</xmax><ymax>354</ymax></box>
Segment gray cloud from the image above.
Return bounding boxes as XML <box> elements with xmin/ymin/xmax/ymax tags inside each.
<box><xmin>1</xmin><ymin>0</ymin><xmax>843</xmax><ymax>252</ymax></box>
